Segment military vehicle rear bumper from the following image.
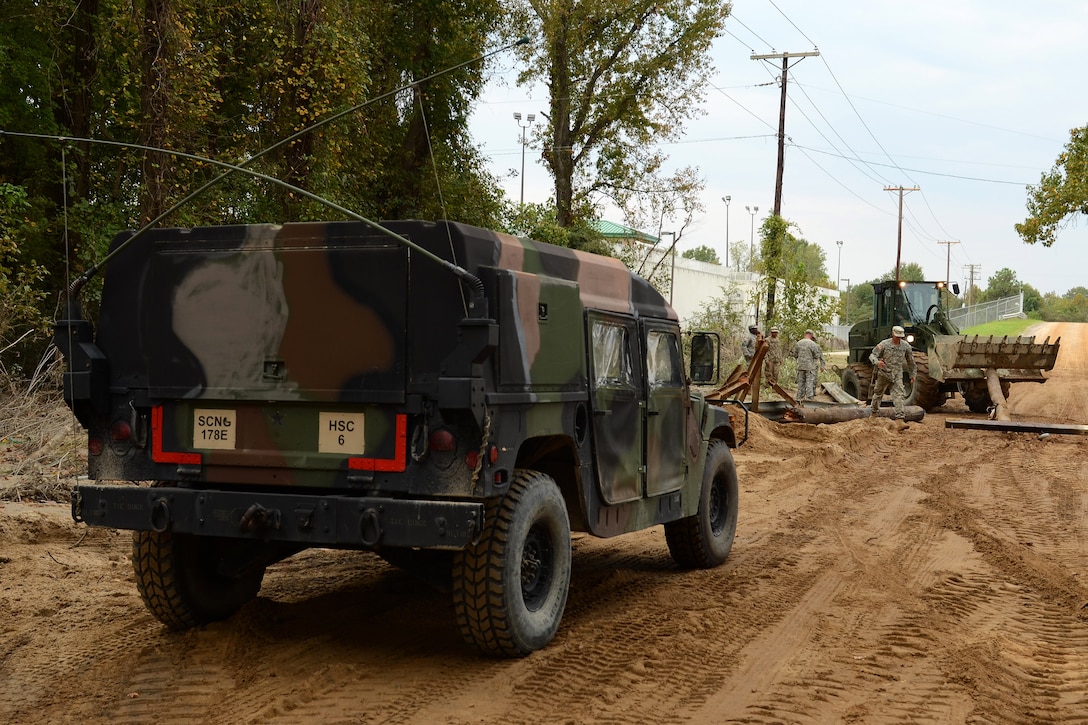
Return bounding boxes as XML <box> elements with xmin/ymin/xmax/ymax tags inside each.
<box><xmin>72</xmin><ymin>485</ymin><xmax>483</xmax><ymax>549</ymax></box>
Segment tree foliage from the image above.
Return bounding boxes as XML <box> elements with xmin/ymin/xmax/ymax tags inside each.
<box><xmin>507</xmin><ymin>0</ymin><xmax>728</xmax><ymax>229</ymax></box>
<box><xmin>1016</xmin><ymin>125</ymin><xmax>1088</xmax><ymax>247</ymax></box>
<box><xmin>0</xmin><ymin>0</ymin><xmax>509</xmax><ymax>374</ymax></box>
<box><xmin>682</xmin><ymin>245</ymin><xmax>720</xmax><ymax>264</ymax></box>
<box><xmin>755</xmin><ymin>214</ymin><xmax>831</xmax><ymax>324</ymax></box>
<box><xmin>978</xmin><ymin>267</ymin><xmax>1042</xmax><ymax>312</ymax></box>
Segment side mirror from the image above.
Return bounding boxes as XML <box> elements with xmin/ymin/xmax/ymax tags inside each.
<box><xmin>951</xmin><ymin>282</ymin><xmax>960</xmax><ymax>295</ymax></box>
<box><xmin>689</xmin><ymin>332</ymin><xmax>719</xmax><ymax>384</ymax></box>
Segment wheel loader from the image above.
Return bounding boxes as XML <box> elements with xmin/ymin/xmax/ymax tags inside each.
<box><xmin>841</xmin><ymin>280</ymin><xmax>1060</xmax><ymax>412</ymax></box>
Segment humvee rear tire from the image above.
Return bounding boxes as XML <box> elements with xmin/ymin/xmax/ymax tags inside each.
<box><xmin>841</xmin><ymin>363</ymin><xmax>872</xmax><ymax>402</ymax></box>
<box><xmin>132</xmin><ymin>530</ymin><xmax>266</xmax><ymax>630</ymax></box>
<box><xmin>665</xmin><ymin>440</ymin><xmax>739</xmax><ymax>569</ymax></box>
<box><xmin>452</xmin><ymin>470</ymin><xmax>571</xmax><ymax>657</ymax></box>
<box><xmin>903</xmin><ymin>352</ymin><xmax>945</xmax><ymax>411</ymax></box>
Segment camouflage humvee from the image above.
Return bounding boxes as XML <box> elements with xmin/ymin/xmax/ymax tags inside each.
<box><xmin>58</xmin><ymin>219</ymin><xmax>739</xmax><ymax>656</ymax></box>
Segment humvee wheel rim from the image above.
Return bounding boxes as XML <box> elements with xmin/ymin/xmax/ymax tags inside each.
<box><xmin>521</xmin><ymin>522</ymin><xmax>554</xmax><ymax>612</ymax></box>
<box><xmin>708</xmin><ymin>478</ymin><xmax>725</xmax><ymax>537</ymax></box>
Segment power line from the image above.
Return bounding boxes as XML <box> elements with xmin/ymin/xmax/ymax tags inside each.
<box><xmin>793</xmin><ymin>145</ymin><xmax>1033</xmax><ymax>185</ymax></box>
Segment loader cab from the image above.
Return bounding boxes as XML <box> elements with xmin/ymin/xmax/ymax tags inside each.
<box><xmin>873</xmin><ymin>280</ymin><xmax>959</xmax><ymax>330</ymax></box>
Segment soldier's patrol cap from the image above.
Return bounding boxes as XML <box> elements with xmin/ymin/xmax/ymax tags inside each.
<box><xmin>770</xmin><ymin>327</ymin><xmax>779</xmax><ymax>333</ymax></box>
<box><xmin>804</xmin><ymin>328</ymin><xmax>814</xmax><ymax>336</ymax></box>
<box><xmin>892</xmin><ymin>325</ymin><xmax>905</xmax><ymax>337</ymax></box>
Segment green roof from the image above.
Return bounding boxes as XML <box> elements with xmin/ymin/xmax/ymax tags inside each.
<box><xmin>591</xmin><ymin>219</ymin><xmax>658</xmax><ymax>243</ymax></box>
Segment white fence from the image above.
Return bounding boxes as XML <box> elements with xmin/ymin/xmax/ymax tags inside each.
<box><xmin>825</xmin><ymin>293</ymin><xmax>1024</xmax><ymax>344</ymax></box>
<box><xmin>948</xmin><ymin>293</ymin><xmax>1024</xmax><ymax>330</ymax></box>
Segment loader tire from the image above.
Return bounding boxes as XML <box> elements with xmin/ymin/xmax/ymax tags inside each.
<box><xmin>841</xmin><ymin>363</ymin><xmax>872</xmax><ymax>402</ymax></box>
<box><xmin>903</xmin><ymin>352</ymin><xmax>945</xmax><ymax>411</ymax></box>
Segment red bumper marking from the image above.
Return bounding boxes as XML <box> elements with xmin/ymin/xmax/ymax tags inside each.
<box><xmin>151</xmin><ymin>405</ymin><xmax>202</xmax><ymax>465</ymax></box>
<box><xmin>348</xmin><ymin>414</ymin><xmax>407</xmax><ymax>472</ymax></box>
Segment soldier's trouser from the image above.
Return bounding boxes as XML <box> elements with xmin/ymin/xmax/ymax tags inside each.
<box><xmin>765</xmin><ymin>358</ymin><xmax>780</xmax><ymax>385</ymax></box>
<box><xmin>796</xmin><ymin>369</ymin><xmax>816</xmax><ymax>400</ymax></box>
<box><xmin>870</xmin><ymin>371</ymin><xmax>907</xmax><ymax>417</ymax></box>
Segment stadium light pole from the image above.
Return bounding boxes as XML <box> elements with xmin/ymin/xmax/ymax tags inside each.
<box><xmin>745</xmin><ymin>205</ymin><xmax>758</xmax><ymax>272</ymax></box>
<box><xmin>513</xmin><ymin>112</ymin><xmax>535</xmax><ymax>205</ymax></box>
<box><xmin>841</xmin><ymin>277</ymin><xmax>852</xmax><ymax>324</ymax></box>
<box><xmin>722</xmin><ymin>196</ymin><xmax>731</xmax><ymax>267</ymax></box>
<box><xmin>836</xmin><ymin>240</ymin><xmax>843</xmax><ymax>290</ymax></box>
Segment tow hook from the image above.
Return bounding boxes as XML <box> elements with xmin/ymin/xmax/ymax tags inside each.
<box><xmin>239</xmin><ymin>503</ymin><xmax>282</xmax><ymax>533</ymax></box>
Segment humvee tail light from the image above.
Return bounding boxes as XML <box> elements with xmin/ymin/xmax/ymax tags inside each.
<box><xmin>110</xmin><ymin>420</ymin><xmax>132</xmax><ymax>443</ymax></box>
<box><xmin>429</xmin><ymin>428</ymin><xmax>456</xmax><ymax>452</ymax></box>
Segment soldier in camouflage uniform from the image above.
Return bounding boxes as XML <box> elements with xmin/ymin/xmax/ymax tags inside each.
<box><xmin>763</xmin><ymin>327</ymin><xmax>783</xmax><ymax>386</ymax></box>
<box><xmin>742</xmin><ymin>325</ymin><xmax>760</xmax><ymax>366</ymax></box>
<box><xmin>791</xmin><ymin>329</ymin><xmax>825</xmax><ymax>401</ymax></box>
<box><xmin>869</xmin><ymin>325</ymin><xmax>917</xmax><ymax>419</ymax></box>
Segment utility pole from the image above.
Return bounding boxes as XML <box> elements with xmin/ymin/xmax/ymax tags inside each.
<box><xmin>964</xmin><ymin>263</ymin><xmax>981</xmax><ymax>327</ymax></box>
<box><xmin>937</xmin><ymin>240</ymin><xmax>960</xmax><ymax>285</ymax></box>
<box><xmin>752</xmin><ymin>49</ymin><xmax>818</xmax><ymax>323</ymax></box>
<box><xmin>752</xmin><ymin>50</ymin><xmax>819</xmax><ymax>216</ymax></box>
<box><xmin>884</xmin><ymin>185</ymin><xmax>920</xmax><ymax>281</ymax></box>
<box><xmin>938</xmin><ymin>240</ymin><xmax>960</xmax><ymax>309</ymax></box>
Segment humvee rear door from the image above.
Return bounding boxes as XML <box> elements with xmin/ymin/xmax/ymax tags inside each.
<box><xmin>587</xmin><ymin>312</ymin><xmax>644</xmax><ymax>504</ymax></box>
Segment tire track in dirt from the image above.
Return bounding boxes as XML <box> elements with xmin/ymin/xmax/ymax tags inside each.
<box><xmin>686</xmin><ymin>419</ymin><xmax>974</xmax><ymax>722</ymax></box>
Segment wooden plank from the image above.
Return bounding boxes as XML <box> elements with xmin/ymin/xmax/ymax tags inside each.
<box><xmin>944</xmin><ymin>419</ymin><xmax>1088</xmax><ymax>435</ymax></box>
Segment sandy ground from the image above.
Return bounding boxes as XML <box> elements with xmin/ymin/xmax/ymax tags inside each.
<box><xmin>1</xmin><ymin>322</ymin><xmax>1086</xmax><ymax>724</ymax></box>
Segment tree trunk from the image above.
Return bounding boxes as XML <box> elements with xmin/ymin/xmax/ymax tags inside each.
<box><xmin>139</xmin><ymin>0</ymin><xmax>173</xmax><ymax>223</ymax></box>
<box><xmin>548</xmin><ymin>13</ymin><xmax>574</xmax><ymax>227</ymax></box>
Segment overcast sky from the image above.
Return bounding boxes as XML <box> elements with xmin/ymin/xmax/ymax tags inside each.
<box><xmin>470</xmin><ymin>0</ymin><xmax>1088</xmax><ymax>297</ymax></box>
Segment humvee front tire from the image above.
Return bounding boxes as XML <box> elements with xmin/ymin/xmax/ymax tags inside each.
<box><xmin>665</xmin><ymin>440</ymin><xmax>739</xmax><ymax>569</ymax></box>
<box><xmin>132</xmin><ymin>530</ymin><xmax>266</xmax><ymax>630</ymax></box>
<box><xmin>452</xmin><ymin>470</ymin><xmax>571</xmax><ymax>657</ymax></box>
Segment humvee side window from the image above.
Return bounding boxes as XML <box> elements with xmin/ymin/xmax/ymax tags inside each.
<box><xmin>646</xmin><ymin>330</ymin><xmax>682</xmax><ymax>388</ymax></box>
<box><xmin>591</xmin><ymin>321</ymin><xmax>632</xmax><ymax>387</ymax></box>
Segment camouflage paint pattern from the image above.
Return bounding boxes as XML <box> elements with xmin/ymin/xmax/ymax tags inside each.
<box><xmin>61</xmin><ymin>219</ymin><xmax>734</xmax><ymax>545</ymax></box>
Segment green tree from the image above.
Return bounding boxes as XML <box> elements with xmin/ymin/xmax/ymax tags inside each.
<box><xmin>1016</xmin><ymin>125</ymin><xmax>1088</xmax><ymax>247</ymax></box>
<box><xmin>682</xmin><ymin>245</ymin><xmax>720</xmax><ymax>264</ymax></box>
<box><xmin>978</xmin><ymin>267</ymin><xmax>1041</xmax><ymax>312</ymax></box>
<box><xmin>683</xmin><ymin>282</ymin><xmax>748</xmax><ymax>363</ymax></box>
<box><xmin>756</xmin><ymin>215</ymin><xmax>831</xmax><ymax>323</ymax></box>
<box><xmin>844</xmin><ymin>262</ymin><xmax>927</xmax><ymax>325</ymax></box>
<box><xmin>0</xmin><ymin>0</ymin><xmax>509</xmax><ymax>375</ymax></box>
<box><xmin>507</xmin><ymin>0</ymin><xmax>728</xmax><ymax>229</ymax></box>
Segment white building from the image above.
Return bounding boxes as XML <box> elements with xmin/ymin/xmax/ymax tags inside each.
<box><xmin>593</xmin><ymin>220</ymin><xmax>842</xmax><ymax>332</ymax></box>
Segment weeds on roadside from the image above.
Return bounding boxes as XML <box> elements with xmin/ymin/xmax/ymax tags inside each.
<box><xmin>0</xmin><ymin>363</ymin><xmax>84</xmax><ymax>503</ymax></box>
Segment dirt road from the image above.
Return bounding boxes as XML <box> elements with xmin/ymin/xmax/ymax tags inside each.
<box><xmin>2</xmin><ymin>322</ymin><xmax>1086</xmax><ymax>724</ymax></box>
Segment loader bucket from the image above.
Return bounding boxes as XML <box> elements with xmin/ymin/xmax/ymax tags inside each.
<box><xmin>929</xmin><ymin>334</ymin><xmax>1060</xmax><ymax>383</ymax></box>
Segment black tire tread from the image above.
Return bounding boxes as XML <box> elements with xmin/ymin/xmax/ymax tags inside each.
<box><xmin>452</xmin><ymin>470</ymin><xmax>570</xmax><ymax>657</ymax></box>
<box><xmin>664</xmin><ymin>440</ymin><xmax>738</xmax><ymax>569</ymax></box>
<box><xmin>906</xmin><ymin>352</ymin><xmax>944</xmax><ymax>411</ymax></box>
<box><xmin>133</xmin><ymin>530</ymin><xmax>201</xmax><ymax>631</ymax></box>
<box><xmin>842</xmin><ymin>363</ymin><xmax>873</xmax><ymax>402</ymax></box>
<box><xmin>132</xmin><ymin>530</ymin><xmax>264</xmax><ymax>631</ymax></box>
